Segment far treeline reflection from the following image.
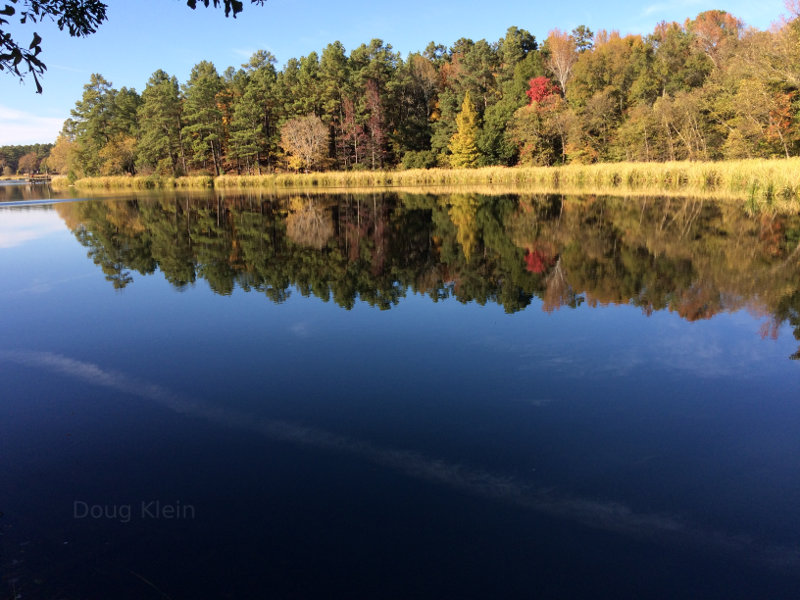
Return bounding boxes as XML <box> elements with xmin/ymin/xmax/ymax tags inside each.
<box><xmin>54</xmin><ymin>192</ymin><xmax>800</xmax><ymax>359</ymax></box>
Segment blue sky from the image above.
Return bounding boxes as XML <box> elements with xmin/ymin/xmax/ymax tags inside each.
<box><xmin>0</xmin><ymin>0</ymin><xmax>789</xmax><ymax>145</ymax></box>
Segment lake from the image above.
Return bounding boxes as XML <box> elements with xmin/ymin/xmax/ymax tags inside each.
<box><xmin>1</xmin><ymin>183</ymin><xmax>799</xmax><ymax>599</ymax></box>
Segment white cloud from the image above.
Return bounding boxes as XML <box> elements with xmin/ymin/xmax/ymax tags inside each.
<box><xmin>289</xmin><ymin>322</ymin><xmax>311</xmax><ymax>337</ymax></box>
<box><xmin>0</xmin><ymin>105</ymin><xmax>64</xmax><ymax>145</ymax></box>
<box><xmin>232</xmin><ymin>47</ymin><xmax>256</xmax><ymax>58</ymax></box>
<box><xmin>49</xmin><ymin>63</ymin><xmax>89</xmax><ymax>74</ymax></box>
<box><xmin>637</xmin><ymin>0</ymin><xmax>714</xmax><ymax>20</ymax></box>
<box><xmin>0</xmin><ymin>209</ymin><xmax>65</xmax><ymax>248</ymax></box>
<box><xmin>232</xmin><ymin>45</ymin><xmax>279</xmax><ymax>62</ymax></box>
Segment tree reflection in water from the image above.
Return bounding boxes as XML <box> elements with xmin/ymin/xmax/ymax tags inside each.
<box><xmin>56</xmin><ymin>191</ymin><xmax>800</xmax><ymax>359</ymax></box>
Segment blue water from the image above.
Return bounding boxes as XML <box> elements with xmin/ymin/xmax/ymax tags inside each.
<box><xmin>1</xmin><ymin>190</ymin><xmax>799</xmax><ymax>599</ymax></box>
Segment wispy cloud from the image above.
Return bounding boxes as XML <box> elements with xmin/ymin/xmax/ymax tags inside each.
<box><xmin>638</xmin><ymin>0</ymin><xmax>707</xmax><ymax>18</ymax></box>
<box><xmin>0</xmin><ymin>273</ymin><xmax>93</xmax><ymax>296</ymax></box>
<box><xmin>232</xmin><ymin>47</ymin><xmax>257</xmax><ymax>59</ymax></box>
<box><xmin>49</xmin><ymin>63</ymin><xmax>89</xmax><ymax>75</ymax></box>
<box><xmin>288</xmin><ymin>321</ymin><xmax>311</xmax><ymax>337</ymax></box>
<box><xmin>0</xmin><ymin>105</ymin><xmax>64</xmax><ymax>145</ymax></box>
<box><xmin>2</xmin><ymin>348</ymin><xmax>798</xmax><ymax>571</ymax></box>
<box><xmin>232</xmin><ymin>45</ymin><xmax>279</xmax><ymax>62</ymax></box>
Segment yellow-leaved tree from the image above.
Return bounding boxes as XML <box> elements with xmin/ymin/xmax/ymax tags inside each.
<box><xmin>280</xmin><ymin>115</ymin><xmax>329</xmax><ymax>172</ymax></box>
<box><xmin>448</xmin><ymin>92</ymin><xmax>481</xmax><ymax>168</ymax></box>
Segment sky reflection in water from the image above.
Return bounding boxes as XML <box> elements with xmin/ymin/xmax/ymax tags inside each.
<box><xmin>1</xmin><ymin>189</ymin><xmax>798</xmax><ymax>599</ymax></box>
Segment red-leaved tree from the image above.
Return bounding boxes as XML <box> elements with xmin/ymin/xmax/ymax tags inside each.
<box><xmin>526</xmin><ymin>76</ymin><xmax>561</xmax><ymax>105</ymax></box>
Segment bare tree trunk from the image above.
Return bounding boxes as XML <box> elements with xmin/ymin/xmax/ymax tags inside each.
<box><xmin>210</xmin><ymin>140</ymin><xmax>220</xmax><ymax>175</ymax></box>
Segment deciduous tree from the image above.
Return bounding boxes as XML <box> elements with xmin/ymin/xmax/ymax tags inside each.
<box><xmin>510</xmin><ymin>77</ymin><xmax>565</xmax><ymax>164</ymax></box>
<box><xmin>365</xmin><ymin>79</ymin><xmax>386</xmax><ymax>168</ymax></box>
<box><xmin>544</xmin><ymin>29</ymin><xmax>577</xmax><ymax>96</ymax></box>
<box><xmin>280</xmin><ymin>114</ymin><xmax>328</xmax><ymax>172</ymax></box>
<box><xmin>686</xmin><ymin>10</ymin><xmax>743</xmax><ymax>70</ymax></box>
<box><xmin>448</xmin><ymin>91</ymin><xmax>481</xmax><ymax>167</ymax></box>
<box><xmin>45</xmin><ymin>134</ymin><xmax>76</xmax><ymax>174</ymax></box>
<box><xmin>17</xmin><ymin>151</ymin><xmax>39</xmax><ymax>173</ymax></box>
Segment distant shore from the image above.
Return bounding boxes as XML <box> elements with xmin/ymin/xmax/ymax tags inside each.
<box><xmin>51</xmin><ymin>158</ymin><xmax>800</xmax><ymax>206</ymax></box>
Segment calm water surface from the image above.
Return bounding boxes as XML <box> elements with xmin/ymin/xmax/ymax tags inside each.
<box><xmin>1</xmin><ymin>183</ymin><xmax>799</xmax><ymax>599</ymax></box>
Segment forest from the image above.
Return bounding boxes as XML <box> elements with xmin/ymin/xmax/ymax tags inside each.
<box><xmin>35</xmin><ymin>7</ymin><xmax>800</xmax><ymax>178</ymax></box>
<box><xmin>0</xmin><ymin>143</ymin><xmax>53</xmax><ymax>176</ymax></box>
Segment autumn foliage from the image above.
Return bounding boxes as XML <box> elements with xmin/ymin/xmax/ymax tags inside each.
<box><xmin>526</xmin><ymin>77</ymin><xmax>560</xmax><ymax>104</ymax></box>
<box><xmin>43</xmin><ymin>6</ymin><xmax>800</xmax><ymax>175</ymax></box>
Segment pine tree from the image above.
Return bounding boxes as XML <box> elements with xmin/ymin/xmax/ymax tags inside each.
<box><xmin>69</xmin><ymin>74</ymin><xmax>116</xmax><ymax>175</ymax></box>
<box><xmin>229</xmin><ymin>52</ymin><xmax>279</xmax><ymax>173</ymax></box>
<box><xmin>137</xmin><ymin>70</ymin><xmax>185</xmax><ymax>175</ymax></box>
<box><xmin>182</xmin><ymin>61</ymin><xmax>224</xmax><ymax>175</ymax></box>
<box><xmin>448</xmin><ymin>92</ymin><xmax>482</xmax><ymax>168</ymax></box>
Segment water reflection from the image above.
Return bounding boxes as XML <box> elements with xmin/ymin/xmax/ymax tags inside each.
<box><xmin>4</xmin><ymin>346</ymin><xmax>798</xmax><ymax>570</ymax></box>
<box><xmin>3</xmin><ymin>189</ymin><xmax>800</xmax><ymax>598</ymax></box>
<box><xmin>0</xmin><ymin>179</ymin><xmax>57</xmax><ymax>202</ymax></box>
<box><xmin>51</xmin><ymin>191</ymin><xmax>800</xmax><ymax>358</ymax></box>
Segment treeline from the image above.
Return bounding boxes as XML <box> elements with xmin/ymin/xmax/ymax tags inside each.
<box><xmin>55</xmin><ymin>192</ymin><xmax>800</xmax><ymax>358</ymax></box>
<box><xmin>49</xmin><ymin>8</ymin><xmax>800</xmax><ymax>178</ymax></box>
<box><xmin>0</xmin><ymin>144</ymin><xmax>53</xmax><ymax>176</ymax></box>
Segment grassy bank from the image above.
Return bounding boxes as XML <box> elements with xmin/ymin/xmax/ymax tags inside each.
<box><xmin>51</xmin><ymin>174</ymin><xmax>214</xmax><ymax>190</ymax></box>
<box><xmin>56</xmin><ymin>158</ymin><xmax>800</xmax><ymax>204</ymax></box>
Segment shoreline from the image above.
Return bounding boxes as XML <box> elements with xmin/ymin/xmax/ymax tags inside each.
<box><xmin>49</xmin><ymin>158</ymin><xmax>800</xmax><ymax>205</ymax></box>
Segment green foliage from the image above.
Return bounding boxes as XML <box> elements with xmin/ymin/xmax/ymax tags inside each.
<box><xmin>182</xmin><ymin>61</ymin><xmax>224</xmax><ymax>174</ymax></box>
<box><xmin>229</xmin><ymin>51</ymin><xmax>280</xmax><ymax>173</ymax></box>
<box><xmin>137</xmin><ymin>70</ymin><xmax>185</xmax><ymax>175</ymax></box>
<box><xmin>50</xmin><ymin>10</ymin><xmax>800</xmax><ymax>176</ymax></box>
<box><xmin>0</xmin><ymin>143</ymin><xmax>52</xmax><ymax>173</ymax></box>
<box><xmin>67</xmin><ymin>74</ymin><xmax>140</xmax><ymax>176</ymax></box>
<box><xmin>401</xmin><ymin>150</ymin><xmax>437</xmax><ymax>169</ymax></box>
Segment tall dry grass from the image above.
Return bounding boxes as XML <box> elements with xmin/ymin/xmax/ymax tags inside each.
<box><xmin>216</xmin><ymin>159</ymin><xmax>800</xmax><ymax>202</ymax></box>
<box><xmin>56</xmin><ymin>159</ymin><xmax>800</xmax><ymax>206</ymax></box>
<box><xmin>55</xmin><ymin>175</ymin><xmax>214</xmax><ymax>190</ymax></box>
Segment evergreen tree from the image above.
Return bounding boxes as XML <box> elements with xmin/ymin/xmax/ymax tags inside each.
<box><xmin>137</xmin><ymin>70</ymin><xmax>185</xmax><ymax>175</ymax></box>
<box><xmin>319</xmin><ymin>42</ymin><xmax>351</xmax><ymax>166</ymax></box>
<box><xmin>389</xmin><ymin>53</ymin><xmax>439</xmax><ymax>155</ymax></box>
<box><xmin>430</xmin><ymin>88</ymin><xmax>460</xmax><ymax>161</ymax></box>
<box><xmin>229</xmin><ymin>51</ymin><xmax>279</xmax><ymax>173</ymax></box>
<box><xmin>448</xmin><ymin>91</ymin><xmax>481</xmax><ymax>167</ymax></box>
<box><xmin>68</xmin><ymin>74</ymin><xmax>140</xmax><ymax>175</ymax></box>
<box><xmin>69</xmin><ymin>74</ymin><xmax>116</xmax><ymax>175</ymax></box>
<box><xmin>182</xmin><ymin>61</ymin><xmax>224</xmax><ymax>174</ymax></box>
